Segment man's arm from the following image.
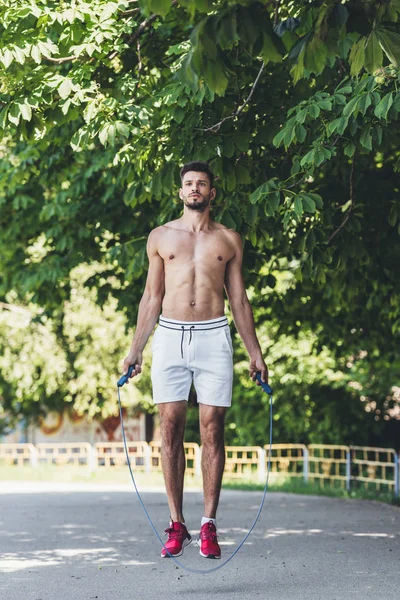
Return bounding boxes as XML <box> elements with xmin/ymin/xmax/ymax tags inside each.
<box><xmin>122</xmin><ymin>228</ymin><xmax>165</xmax><ymax>379</ymax></box>
<box><xmin>224</xmin><ymin>231</ymin><xmax>268</xmax><ymax>384</ymax></box>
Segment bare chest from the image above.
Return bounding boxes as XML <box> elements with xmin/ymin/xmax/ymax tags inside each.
<box><xmin>158</xmin><ymin>230</ymin><xmax>234</xmax><ymax>268</ymax></box>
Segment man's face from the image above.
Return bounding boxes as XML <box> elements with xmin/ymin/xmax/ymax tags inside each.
<box><xmin>179</xmin><ymin>171</ymin><xmax>216</xmax><ymax>212</ymax></box>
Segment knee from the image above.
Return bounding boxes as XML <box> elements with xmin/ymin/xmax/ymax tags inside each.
<box><xmin>201</xmin><ymin>421</ymin><xmax>224</xmax><ymax>448</ymax></box>
<box><xmin>161</xmin><ymin>419</ymin><xmax>185</xmax><ymax>449</ymax></box>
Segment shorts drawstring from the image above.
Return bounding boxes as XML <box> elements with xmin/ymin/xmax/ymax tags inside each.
<box><xmin>189</xmin><ymin>325</ymin><xmax>194</xmax><ymax>345</ymax></box>
<box><xmin>180</xmin><ymin>325</ymin><xmax>195</xmax><ymax>358</ymax></box>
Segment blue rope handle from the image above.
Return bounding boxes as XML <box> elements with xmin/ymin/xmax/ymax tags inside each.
<box><xmin>117</xmin><ymin>372</ymin><xmax>273</xmax><ymax>574</ymax></box>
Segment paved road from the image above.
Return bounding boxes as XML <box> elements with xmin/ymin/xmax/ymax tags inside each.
<box><xmin>0</xmin><ymin>482</ymin><xmax>399</xmax><ymax>600</ymax></box>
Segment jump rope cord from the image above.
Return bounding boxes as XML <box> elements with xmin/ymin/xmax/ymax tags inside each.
<box><xmin>117</xmin><ymin>386</ymin><xmax>273</xmax><ymax>575</ymax></box>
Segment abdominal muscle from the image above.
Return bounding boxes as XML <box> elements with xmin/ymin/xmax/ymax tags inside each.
<box><xmin>160</xmin><ymin>266</ymin><xmax>226</xmax><ymax>321</ymax></box>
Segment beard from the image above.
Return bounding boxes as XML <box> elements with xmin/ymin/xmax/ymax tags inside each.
<box><xmin>183</xmin><ymin>194</ymin><xmax>211</xmax><ymax>213</ymax></box>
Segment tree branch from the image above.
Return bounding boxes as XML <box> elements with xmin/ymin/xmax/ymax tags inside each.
<box><xmin>200</xmin><ymin>62</ymin><xmax>265</xmax><ymax>132</ymax></box>
<box><xmin>120</xmin><ymin>8</ymin><xmax>140</xmax><ymax>16</ymax></box>
<box><xmin>107</xmin><ymin>12</ymin><xmax>158</xmax><ymax>61</ymax></box>
<box><xmin>134</xmin><ymin>38</ymin><xmax>143</xmax><ymax>93</ymax></box>
<box><xmin>44</xmin><ymin>55</ymin><xmax>77</xmax><ymax>64</ymax></box>
<box><xmin>273</xmin><ymin>1</ymin><xmax>282</xmax><ymax>27</ymax></box>
<box><xmin>108</xmin><ymin>11</ymin><xmax>158</xmax><ymax>60</ymax></box>
<box><xmin>328</xmin><ymin>158</ymin><xmax>355</xmax><ymax>244</ymax></box>
<box><xmin>127</xmin><ymin>13</ymin><xmax>158</xmax><ymax>46</ymax></box>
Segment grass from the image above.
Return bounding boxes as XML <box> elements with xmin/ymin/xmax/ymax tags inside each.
<box><xmin>0</xmin><ymin>463</ymin><xmax>207</xmax><ymax>489</ymax></box>
<box><xmin>223</xmin><ymin>475</ymin><xmax>400</xmax><ymax>506</ymax></box>
<box><xmin>1</xmin><ymin>463</ymin><xmax>399</xmax><ymax>506</ymax></box>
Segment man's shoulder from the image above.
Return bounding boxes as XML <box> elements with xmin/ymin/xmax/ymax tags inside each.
<box><xmin>147</xmin><ymin>222</ymin><xmax>182</xmax><ymax>250</ymax></box>
<box><xmin>214</xmin><ymin>223</ymin><xmax>242</xmax><ymax>244</ymax></box>
<box><xmin>148</xmin><ymin>223</ymin><xmax>173</xmax><ymax>238</ymax></box>
<box><xmin>210</xmin><ymin>220</ymin><xmax>235</xmax><ymax>233</ymax></box>
<box><xmin>151</xmin><ymin>219</ymin><xmax>182</xmax><ymax>234</ymax></box>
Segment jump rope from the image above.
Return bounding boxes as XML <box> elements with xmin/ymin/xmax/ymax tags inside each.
<box><xmin>117</xmin><ymin>368</ymin><xmax>273</xmax><ymax>574</ymax></box>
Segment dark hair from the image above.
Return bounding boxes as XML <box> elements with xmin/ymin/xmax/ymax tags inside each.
<box><xmin>180</xmin><ymin>161</ymin><xmax>215</xmax><ymax>188</ymax></box>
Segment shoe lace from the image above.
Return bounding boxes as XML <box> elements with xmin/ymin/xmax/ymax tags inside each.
<box><xmin>165</xmin><ymin>526</ymin><xmax>185</xmax><ymax>541</ymax></box>
<box><xmin>202</xmin><ymin>523</ymin><xmax>218</xmax><ymax>542</ymax></box>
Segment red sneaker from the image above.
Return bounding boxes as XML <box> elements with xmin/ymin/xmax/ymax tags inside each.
<box><xmin>161</xmin><ymin>521</ymin><xmax>192</xmax><ymax>558</ymax></box>
<box><xmin>199</xmin><ymin>521</ymin><xmax>221</xmax><ymax>559</ymax></box>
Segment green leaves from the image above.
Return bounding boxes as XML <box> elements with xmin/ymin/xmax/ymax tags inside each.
<box><xmin>7</xmin><ymin>101</ymin><xmax>34</xmax><ymax>125</ymax></box>
<box><xmin>99</xmin><ymin>123</ymin><xmax>115</xmax><ymax>147</ymax></box>
<box><xmin>360</xmin><ymin>125</ymin><xmax>372</xmax><ymax>151</ymax></box>
<box><xmin>249</xmin><ymin>177</ymin><xmax>322</xmax><ymax>231</ymax></box>
<box><xmin>293</xmin><ymin>196</ymin><xmax>303</xmax><ymax>219</ymax></box>
<box><xmin>261</xmin><ymin>32</ymin><xmax>284</xmax><ymax>63</ymax></box>
<box><xmin>179</xmin><ymin>0</ymin><xmax>211</xmax><ymax>18</ymax></box>
<box><xmin>0</xmin><ymin>47</ymin><xmax>14</xmax><ymax>68</ymax></box>
<box><xmin>0</xmin><ymin>0</ymin><xmax>399</xmax><ymax>454</ymax></box>
<box><xmin>235</xmin><ymin>164</ymin><xmax>251</xmax><ymax>185</ymax></box>
<box><xmin>377</xmin><ymin>29</ymin><xmax>400</xmax><ymax>66</ymax></box>
<box><xmin>250</xmin><ymin>179</ymin><xmax>278</xmax><ymax>205</ymax></box>
<box><xmin>388</xmin><ymin>201</ymin><xmax>398</xmax><ymax>227</ymax></box>
<box><xmin>365</xmin><ymin>32</ymin><xmax>383</xmax><ymax>74</ymax></box>
<box><xmin>216</xmin><ymin>10</ymin><xmax>238</xmax><ymax>50</ymax></box>
<box><xmin>374</xmin><ymin>92</ymin><xmax>394</xmax><ymax>119</ymax></box>
<box><xmin>115</xmin><ymin>121</ymin><xmax>130</xmax><ymax>139</ymax></box>
<box><xmin>0</xmin><ymin>4</ymin><xmax>398</xmax><ymax>350</ymax></box>
<box><xmin>83</xmin><ymin>102</ymin><xmax>98</xmax><ymax>124</ymax></box>
<box><xmin>304</xmin><ymin>37</ymin><xmax>328</xmax><ymax>75</ymax></box>
<box><xmin>344</xmin><ymin>141</ymin><xmax>356</xmax><ymax>157</ymax></box>
<box><xmin>301</xmin><ymin>193</ymin><xmax>320</xmax><ymax>213</ymax></box>
<box><xmin>347</xmin><ymin>27</ymin><xmax>400</xmax><ymax>76</ymax></box>
<box><xmin>273</xmin><ymin>71</ymin><xmax>400</xmax><ymax>185</ymax></box>
<box><xmin>204</xmin><ymin>60</ymin><xmax>229</xmax><ymax>96</ymax></box>
<box><xmin>146</xmin><ymin>0</ymin><xmax>171</xmax><ymax>18</ymax></box>
<box><xmin>0</xmin><ymin>1</ymin><xmax>400</xmax><ymax>450</ymax></box>
<box><xmin>327</xmin><ymin>116</ymin><xmax>348</xmax><ymax>136</ymax></box>
<box><xmin>358</xmin><ymin>92</ymin><xmax>372</xmax><ymax>115</ymax></box>
<box><xmin>349</xmin><ymin>38</ymin><xmax>366</xmax><ymax>77</ymax></box>
<box><xmin>58</xmin><ymin>78</ymin><xmax>74</xmax><ymax>100</ymax></box>
<box><xmin>187</xmin><ymin>5</ymin><xmax>284</xmax><ymax>95</ymax></box>
<box><xmin>19</xmin><ymin>102</ymin><xmax>32</xmax><ymax>122</ymax></box>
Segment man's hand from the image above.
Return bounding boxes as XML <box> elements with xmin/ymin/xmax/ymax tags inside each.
<box><xmin>249</xmin><ymin>354</ymin><xmax>268</xmax><ymax>385</ymax></box>
<box><xmin>122</xmin><ymin>351</ymin><xmax>143</xmax><ymax>383</ymax></box>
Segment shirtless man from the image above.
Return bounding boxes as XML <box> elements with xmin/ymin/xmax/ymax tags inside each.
<box><xmin>122</xmin><ymin>161</ymin><xmax>268</xmax><ymax>560</ymax></box>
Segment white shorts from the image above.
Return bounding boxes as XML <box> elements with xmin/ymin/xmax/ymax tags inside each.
<box><xmin>151</xmin><ymin>316</ymin><xmax>233</xmax><ymax>407</ymax></box>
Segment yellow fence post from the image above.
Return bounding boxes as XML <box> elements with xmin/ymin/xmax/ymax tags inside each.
<box><xmin>0</xmin><ymin>443</ymin><xmax>35</xmax><ymax>466</ymax></box>
<box><xmin>308</xmin><ymin>445</ymin><xmax>350</xmax><ymax>489</ymax></box>
<box><xmin>94</xmin><ymin>441</ymin><xmax>149</xmax><ymax>469</ymax></box>
<box><xmin>350</xmin><ymin>446</ymin><xmax>397</xmax><ymax>495</ymax></box>
<box><xmin>263</xmin><ymin>444</ymin><xmax>308</xmax><ymax>482</ymax></box>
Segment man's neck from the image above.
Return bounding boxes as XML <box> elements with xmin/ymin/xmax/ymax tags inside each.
<box><xmin>180</xmin><ymin>208</ymin><xmax>212</xmax><ymax>232</ymax></box>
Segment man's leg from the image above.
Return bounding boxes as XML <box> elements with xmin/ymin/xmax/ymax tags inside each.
<box><xmin>199</xmin><ymin>404</ymin><xmax>226</xmax><ymax>518</ymax></box>
<box><xmin>158</xmin><ymin>400</ymin><xmax>187</xmax><ymax>523</ymax></box>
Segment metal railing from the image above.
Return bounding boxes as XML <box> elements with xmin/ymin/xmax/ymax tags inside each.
<box><xmin>149</xmin><ymin>442</ymin><xmax>201</xmax><ymax>476</ymax></box>
<box><xmin>1</xmin><ymin>441</ymin><xmax>398</xmax><ymax>497</ymax></box>
<box><xmin>350</xmin><ymin>446</ymin><xmax>399</xmax><ymax>495</ymax></box>
<box><xmin>308</xmin><ymin>444</ymin><xmax>351</xmax><ymax>490</ymax></box>
<box><xmin>36</xmin><ymin>443</ymin><xmax>93</xmax><ymax>467</ymax></box>
<box><xmin>265</xmin><ymin>444</ymin><xmax>308</xmax><ymax>482</ymax></box>
<box><xmin>225</xmin><ymin>446</ymin><xmax>265</xmax><ymax>481</ymax></box>
<box><xmin>0</xmin><ymin>443</ymin><xmax>37</xmax><ymax>467</ymax></box>
<box><xmin>95</xmin><ymin>441</ymin><xmax>149</xmax><ymax>471</ymax></box>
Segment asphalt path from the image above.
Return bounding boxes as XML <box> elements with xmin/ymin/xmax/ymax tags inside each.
<box><xmin>0</xmin><ymin>482</ymin><xmax>399</xmax><ymax>600</ymax></box>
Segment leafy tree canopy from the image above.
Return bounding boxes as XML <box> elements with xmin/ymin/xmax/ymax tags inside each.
<box><xmin>1</xmin><ymin>0</ymin><xmax>400</xmax><ymax>442</ymax></box>
<box><xmin>0</xmin><ymin>264</ymin><xmax>148</xmax><ymax>434</ymax></box>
